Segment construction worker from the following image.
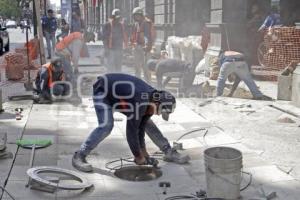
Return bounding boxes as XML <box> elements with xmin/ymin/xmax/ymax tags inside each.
<box><xmin>217</xmin><ymin>51</ymin><xmax>272</xmax><ymax>100</ymax></box>
<box><xmin>34</xmin><ymin>57</ymin><xmax>69</xmax><ymax>104</ymax></box>
<box><xmin>55</xmin><ymin>31</ymin><xmax>90</xmax><ymax>75</ymax></box>
<box><xmin>131</xmin><ymin>7</ymin><xmax>155</xmax><ymax>82</ymax></box>
<box><xmin>147</xmin><ymin>58</ymin><xmax>193</xmax><ymax>91</ymax></box>
<box><xmin>258</xmin><ymin>6</ymin><xmax>281</xmax><ymax>31</ymax></box>
<box><xmin>72</xmin><ymin>73</ymin><xmax>190</xmax><ymax>172</ymax></box>
<box><xmin>102</xmin><ymin>9</ymin><xmax>128</xmax><ymax>72</ymax></box>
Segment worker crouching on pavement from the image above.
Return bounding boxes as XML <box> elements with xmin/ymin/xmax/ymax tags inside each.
<box><xmin>216</xmin><ymin>51</ymin><xmax>272</xmax><ymax>100</ymax></box>
<box><xmin>72</xmin><ymin>73</ymin><xmax>190</xmax><ymax>172</ymax></box>
<box><xmin>34</xmin><ymin>57</ymin><xmax>69</xmax><ymax>104</ymax></box>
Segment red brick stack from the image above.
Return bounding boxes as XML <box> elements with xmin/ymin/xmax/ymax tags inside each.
<box><xmin>15</xmin><ymin>48</ymin><xmax>36</xmax><ymax>70</ymax></box>
<box><xmin>4</xmin><ymin>53</ymin><xmax>26</xmax><ymax>80</ymax></box>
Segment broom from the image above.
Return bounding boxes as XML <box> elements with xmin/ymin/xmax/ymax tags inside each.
<box><xmin>16</xmin><ymin>139</ymin><xmax>52</xmax><ymax>187</ymax></box>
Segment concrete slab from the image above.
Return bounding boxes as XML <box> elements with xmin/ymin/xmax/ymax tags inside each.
<box><xmin>245</xmin><ymin>165</ymin><xmax>295</xmax><ymax>185</ymax></box>
<box><xmin>3</xmin><ymin>180</ymin><xmax>56</xmax><ymax>200</ymax></box>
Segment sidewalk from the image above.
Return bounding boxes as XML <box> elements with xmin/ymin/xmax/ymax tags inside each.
<box><xmin>1</xmin><ymin>93</ymin><xmax>300</xmax><ymax>199</ymax></box>
<box><xmin>1</xmin><ymin>43</ymin><xmax>300</xmax><ymax>200</ymax></box>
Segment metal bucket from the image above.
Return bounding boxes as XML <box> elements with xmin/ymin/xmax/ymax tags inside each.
<box><xmin>204</xmin><ymin>147</ymin><xmax>242</xmax><ymax>200</ymax></box>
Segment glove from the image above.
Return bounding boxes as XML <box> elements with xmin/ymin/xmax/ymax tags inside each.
<box><xmin>134</xmin><ymin>156</ymin><xmax>159</xmax><ymax>167</ymax></box>
<box><xmin>145</xmin><ymin>157</ymin><xmax>159</xmax><ymax>167</ymax></box>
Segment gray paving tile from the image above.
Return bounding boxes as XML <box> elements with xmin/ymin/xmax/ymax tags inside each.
<box><xmin>14</xmin><ymin>153</ymin><xmax>58</xmax><ymax>166</ymax></box>
<box><xmin>3</xmin><ymin>180</ymin><xmax>56</xmax><ymax>200</ymax></box>
<box><xmin>245</xmin><ymin>165</ymin><xmax>295</xmax><ymax>185</ymax></box>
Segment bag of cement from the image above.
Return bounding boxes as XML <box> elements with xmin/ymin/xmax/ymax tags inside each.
<box><xmin>187</xmin><ymin>35</ymin><xmax>202</xmax><ymax>50</ymax></box>
<box><xmin>195</xmin><ymin>58</ymin><xmax>208</xmax><ymax>74</ymax></box>
<box><xmin>180</xmin><ymin>38</ymin><xmax>193</xmax><ymax>63</ymax></box>
<box><xmin>166</xmin><ymin>36</ymin><xmax>182</xmax><ymax>60</ymax></box>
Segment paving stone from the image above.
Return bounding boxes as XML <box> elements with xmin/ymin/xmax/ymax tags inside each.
<box><xmin>3</xmin><ymin>180</ymin><xmax>56</xmax><ymax>200</ymax></box>
<box><xmin>242</xmin><ymin>180</ymin><xmax>300</xmax><ymax>200</ymax></box>
<box><xmin>14</xmin><ymin>153</ymin><xmax>58</xmax><ymax>166</ymax></box>
<box><xmin>183</xmin><ymin>159</ymin><xmax>206</xmax><ymax>178</ymax></box>
<box><xmin>245</xmin><ymin>165</ymin><xmax>295</xmax><ymax>185</ymax></box>
<box><xmin>103</xmin><ymin>175</ymin><xmax>158</xmax><ymax>196</ymax></box>
<box><xmin>197</xmin><ymin>131</ymin><xmax>239</xmax><ymax>146</ymax></box>
<box><xmin>157</xmin><ymin>192</ymin><xmax>199</xmax><ymax>200</ymax></box>
<box><xmin>172</xmin><ymin>138</ymin><xmax>203</xmax><ymax>149</ymax></box>
<box><xmin>242</xmin><ymin>154</ymin><xmax>269</xmax><ymax>168</ymax></box>
<box><xmin>56</xmin><ymin>127</ymin><xmax>93</xmax><ymax>137</ymax></box>
<box><xmin>151</xmin><ymin>175</ymin><xmax>200</xmax><ymax>195</ymax></box>
<box><xmin>220</xmin><ymin>143</ymin><xmax>264</xmax><ymax>156</ymax></box>
<box><xmin>56</xmin><ymin>179</ymin><xmax>108</xmax><ymax>199</ymax></box>
<box><xmin>8</xmin><ymin>165</ymin><xmax>28</xmax><ymax>181</ymax></box>
<box><xmin>26</xmin><ymin>120</ymin><xmax>58</xmax><ymax>131</ymax></box>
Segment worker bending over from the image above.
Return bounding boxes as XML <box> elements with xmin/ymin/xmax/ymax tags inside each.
<box><xmin>217</xmin><ymin>51</ymin><xmax>272</xmax><ymax>100</ymax></box>
<box><xmin>72</xmin><ymin>73</ymin><xmax>190</xmax><ymax>172</ymax></box>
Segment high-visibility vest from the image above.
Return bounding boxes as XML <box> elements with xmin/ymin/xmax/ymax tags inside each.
<box><xmin>131</xmin><ymin>17</ymin><xmax>156</xmax><ymax>47</ymax></box>
<box><xmin>55</xmin><ymin>32</ymin><xmax>83</xmax><ymax>51</ymax></box>
<box><xmin>108</xmin><ymin>20</ymin><xmax>128</xmax><ymax>49</ymax></box>
<box><xmin>42</xmin><ymin>63</ymin><xmax>64</xmax><ymax>88</ymax></box>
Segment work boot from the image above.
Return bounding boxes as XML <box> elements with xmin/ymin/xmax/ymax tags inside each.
<box><xmin>163</xmin><ymin>148</ymin><xmax>191</xmax><ymax>164</ymax></box>
<box><xmin>254</xmin><ymin>95</ymin><xmax>273</xmax><ymax>101</ymax></box>
<box><xmin>38</xmin><ymin>97</ymin><xmax>52</xmax><ymax>104</ymax></box>
<box><xmin>72</xmin><ymin>152</ymin><xmax>93</xmax><ymax>172</ymax></box>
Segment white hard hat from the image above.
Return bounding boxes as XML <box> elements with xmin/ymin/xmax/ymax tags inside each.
<box><xmin>132</xmin><ymin>7</ymin><xmax>144</xmax><ymax>15</ymax></box>
<box><xmin>112</xmin><ymin>9</ymin><xmax>121</xmax><ymax>18</ymax></box>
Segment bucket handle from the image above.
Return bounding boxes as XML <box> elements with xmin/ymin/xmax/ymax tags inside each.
<box><xmin>207</xmin><ymin>167</ymin><xmax>241</xmax><ymax>186</ymax></box>
<box><xmin>208</xmin><ymin>167</ymin><xmax>252</xmax><ymax>191</ymax></box>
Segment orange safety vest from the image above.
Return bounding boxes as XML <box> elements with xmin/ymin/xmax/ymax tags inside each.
<box><xmin>55</xmin><ymin>32</ymin><xmax>83</xmax><ymax>51</ymax></box>
<box><xmin>131</xmin><ymin>17</ymin><xmax>156</xmax><ymax>47</ymax></box>
<box><xmin>42</xmin><ymin>63</ymin><xmax>64</xmax><ymax>88</ymax></box>
<box><xmin>108</xmin><ymin>20</ymin><xmax>128</xmax><ymax>49</ymax></box>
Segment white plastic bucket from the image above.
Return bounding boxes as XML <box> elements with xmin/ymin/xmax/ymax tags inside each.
<box><xmin>204</xmin><ymin>147</ymin><xmax>242</xmax><ymax>200</ymax></box>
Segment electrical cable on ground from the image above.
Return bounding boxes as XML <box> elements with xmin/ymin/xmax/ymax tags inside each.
<box><xmin>0</xmin><ymin>103</ymin><xmax>33</xmax><ymax>200</ymax></box>
<box><xmin>0</xmin><ymin>186</ymin><xmax>16</xmax><ymax>200</ymax></box>
<box><xmin>176</xmin><ymin>128</ymin><xmax>208</xmax><ymax>142</ymax></box>
<box><xmin>164</xmin><ymin>194</ymin><xmax>225</xmax><ymax>200</ymax></box>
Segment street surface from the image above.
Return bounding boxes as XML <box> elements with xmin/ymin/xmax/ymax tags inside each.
<box><xmin>0</xmin><ymin>28</ymin><xmax>300</xmax><ymax>200</ymax></box>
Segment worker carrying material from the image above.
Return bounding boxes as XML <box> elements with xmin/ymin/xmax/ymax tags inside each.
<box><xmin>131</xmin><ymin>7</ymin><xmax>156</xmax><ymax>82</ymax></box>
<box><xmin>34</xmin><ymin>57</ymin><xmax>69</xmax><ymax>104</ymax></box>
<box><xmin>216</xmin><ymin>51</ymin><xmax>272</xmax><ymax>100</ymax></box>
<box><xmin>72</xmin><ymin>73</ymin><xmax>190</xmax><ymax>172</ymax></box>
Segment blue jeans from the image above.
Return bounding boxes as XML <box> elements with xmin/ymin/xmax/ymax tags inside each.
<box><xmin>44</xmin><ymin>32</ymin><xmax>56</xmax><ymax>57</ymax></box>
<box><xmin>106</xmin><ymin>49</ymin><xmax>123</xmax><ymax>72</ymax></box>
<box><xmin>217</xmin><ymin>61</ymin><xmax>263</xmax><ymax>98</ymax></box>
<box><xmin>79</xmin><ymin>96</ymin><xmax>171</xmax><ymax>156</ymax></box>
<box><xmin>79</xmin><ymin>98</ymin><xmax>114</xmax><ymax>156</ymax></box>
